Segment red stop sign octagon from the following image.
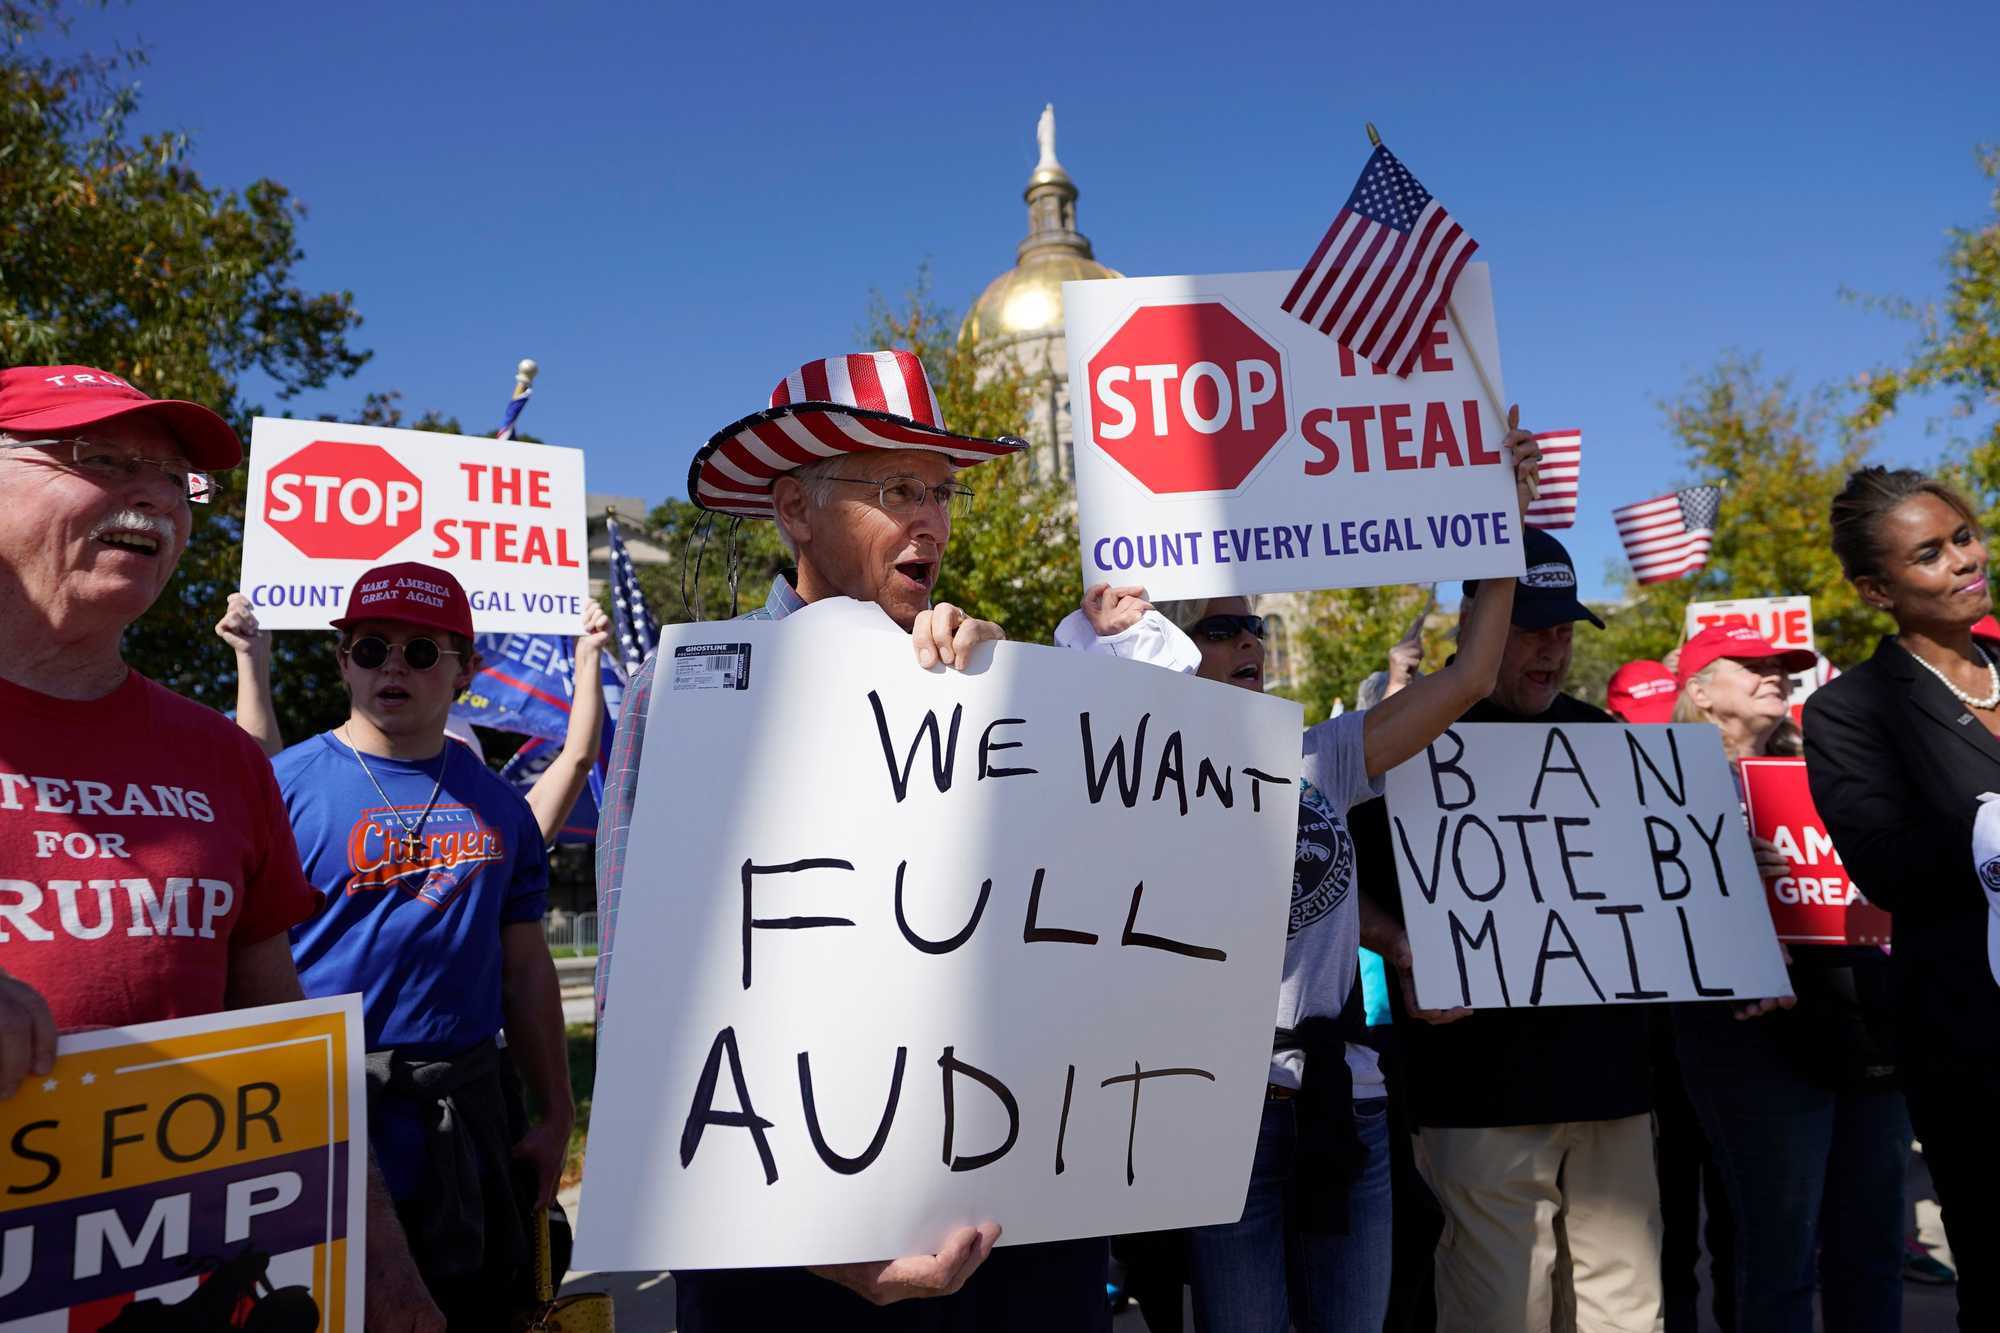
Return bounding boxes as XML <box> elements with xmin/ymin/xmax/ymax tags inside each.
<box><xmin>1085</xmin><ymin>300</ymin><xmax>1289</xmax><ymax>493</ymax></box>
<box><xmin>264</xmin><ymin>440</ymin><xmax>424</xmax><ymax>561</ymax></box>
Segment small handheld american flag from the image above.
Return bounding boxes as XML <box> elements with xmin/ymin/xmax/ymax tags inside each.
<box><xmin>1614</xmin><ymin>486</ymin><xmax>1721</xmax><ymax>584</ymax></box>
<box><xmin>1524</xmin><ymin>430</ymin><xmax>1581</xmax><ymax>530</ymax></box>
<box><xmin>1281</xmin><ymin>142</ymin><xmax>1479</xmax><ymax>378</ymax></box>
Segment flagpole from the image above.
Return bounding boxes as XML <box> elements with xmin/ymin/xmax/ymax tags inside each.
<box><xmin>1363</xmin><ymin>123</ymin><xmax>1538</xmax><ymax>505</ymax></box>
<box><xmin>496</xmin><ymin>357</ymin><xmax>538</xmax><ymax>440</ymax></box>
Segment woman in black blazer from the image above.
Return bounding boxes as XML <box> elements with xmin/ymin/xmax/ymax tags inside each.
<box><xmin>1805</xmin><ymin>466</ymin><xmax>2000</xmax><ymax>1332</ymax></box>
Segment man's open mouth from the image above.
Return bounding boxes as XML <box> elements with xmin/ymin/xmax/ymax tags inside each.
<box><xmin>377</xmin><ymin>686</ymin><xmax>412</xmax><ymax>705</ymax></box>
<box><xmin>97</xmin><ymin>531</ymin><xmax>162</xmax><ymax>555</ymax></box>
<box><xmin>1232</xmin><ymin>663</ymin><xmax>1261</xmax><ymax>681</ymax></box>
<box><xmin>896</xmin><ymin>560</ymin><xmax>935</xmax><ymax>589</ymax></box>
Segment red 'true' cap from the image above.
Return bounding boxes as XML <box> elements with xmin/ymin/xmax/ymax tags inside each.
<box><xmin>1675</xmin><ymin>624</ymin><xmax>1818</xmax><ymax>687</ymax></box>
<box><xmin>0</xmin><ymin>366</ymin><xmax>243</xmax><ymax>469</ymax></box>
<box><xmin>331</xmin><ymin>562</ymin><xmax>475</xmax><ymax>638</ymax></box>
<box><xmin>1606</xmin><ymin>660</ymin><xmax>1679</xmax><ymax>724</ymax></box>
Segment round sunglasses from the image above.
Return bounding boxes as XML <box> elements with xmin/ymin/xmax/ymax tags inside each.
<box><xmin>342</xmin><ymin>636</ymin><xmax>462</xmax><ymax>671</ymax></box>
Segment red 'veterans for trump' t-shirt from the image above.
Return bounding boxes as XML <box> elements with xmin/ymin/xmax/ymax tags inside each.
<box><xmin>0</xmin><ymin>670</ymin><xmax>320</xmax><ymax>1029</ymax></box>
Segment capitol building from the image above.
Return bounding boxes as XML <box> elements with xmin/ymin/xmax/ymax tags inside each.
<box><xmin>956</xmin><ymin>107</ymin><xmax>1302</xmax><ymax>691</ymax></box>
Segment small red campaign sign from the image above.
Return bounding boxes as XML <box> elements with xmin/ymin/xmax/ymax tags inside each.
<box><xmin>1085</xmin><ymin>299</ymin><xmax>1288</xmax><ymax>494</ymax></box>
<box><xmin>1739</xmin><ymin>757</ymin><xmax>1892</xmax><ymax>946</ymax></box>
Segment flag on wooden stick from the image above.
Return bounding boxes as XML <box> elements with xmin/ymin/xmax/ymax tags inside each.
<box><xmin>1281</xmin><ymin>143</ymin><xmax>1479</xmax><ymax>377</ymax></box>
<box><xmin>1523</xmin><ymin>430</ymin><xmax>1581</xmax><ymax>530</ymax></box>
<box><xmin>1614</xmin><ymin>485</ymin><xmax>1721</xmax><ymax>584</ymax></box>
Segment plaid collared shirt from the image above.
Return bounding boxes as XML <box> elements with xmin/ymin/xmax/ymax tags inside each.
<box><xmin>592</xmin><ymin>574</ymin><xmax>806</xmax><ymax>1024</ymax></box>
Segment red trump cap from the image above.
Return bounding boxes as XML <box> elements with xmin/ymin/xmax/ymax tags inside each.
<box><xmin>1606</xmin><ymin>660</ymin><xmax>1679</xmax><ymax>724</ymax></box>
<box><xmin>1676</xmin><ymin>624</ymin><xmax>1817</xmax><ymax>687</ymax></box>
<box><xmin>0</xmin><ymin>365</ymin><xmax>242</xmax><ymax>469</ymax></box>
<box><xmin>332</xmin><ymin>562</ymin><xmax>474</xmax><ymax>638</ymax></box>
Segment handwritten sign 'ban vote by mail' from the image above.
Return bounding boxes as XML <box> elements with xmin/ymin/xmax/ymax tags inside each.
<box><xmin>0</xmin><ymin>996</ymin><xmax>366</xmax><ymax>1330</ymax></box>
<box><xmin>1062</xmin><ymin>265</ymin><xmax>1525</xmax><ymax>601</ymax></box>
<box><xmin>576</xmin><ymin>599</ymin><xmax>1304</xmax><ymax>1271</ymax></box>
<box><xmin>1383</xmin><ymin>724</ymin><xmax>1792</xmax><ymax>1009</ymax></box>
<box><xmin>240</xmin><ymin>417</ymin><xmax>589</xmax><ymax>634</ymax></box>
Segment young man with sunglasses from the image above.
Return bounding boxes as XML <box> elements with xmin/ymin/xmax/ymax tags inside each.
<box><xmin>273</xmin><ymin>561</ymin><xmax>571</xmax><ymax>1329</ymax></box>
<box><xmin>0</xmin><ymin>367</ymin><xmax>444</xmax><ymax>1332</ymax></box>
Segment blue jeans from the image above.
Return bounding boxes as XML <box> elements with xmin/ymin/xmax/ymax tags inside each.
<box><xmin>1187</xmin><ymin>1097</ymin><xmax>1392</xmax><ymax>1333</ymax></box>
<box><xmin>1673</xmin><ymin>1003</ymin><xmax>1910</xmax><ymax>1333</ymax></box>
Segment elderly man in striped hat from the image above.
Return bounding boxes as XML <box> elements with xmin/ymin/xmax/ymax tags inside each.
<box><xmin>595</xmin><ymin>350</ymin><xmax>1111</xmax><ymax>1330</ymax></box>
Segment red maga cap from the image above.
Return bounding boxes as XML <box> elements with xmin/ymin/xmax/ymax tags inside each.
<box><xmin>1606</xmin><ymin>660</ymin><xmax>1679</xmax><ymax>724</ymax></box>
<box><xmin>1676</xmin><ymin>624</ymin><xmax>1817</xmax><ymax>687</ymax></box>
<box><xmin>0</xmin><ymin>366</ymin><xmax>242</xmax><ymax>469</ymax></box>
<box><xmin>331</xmin><ymin>562</ymin><xmax>474</xmax><ymax>638</ymax></box>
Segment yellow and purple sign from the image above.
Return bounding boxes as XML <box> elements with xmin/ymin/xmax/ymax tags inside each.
<box><xmin>0</xmin><ymin>995</ymin><xmax>365</xmax><ymax>1332</ymax></box>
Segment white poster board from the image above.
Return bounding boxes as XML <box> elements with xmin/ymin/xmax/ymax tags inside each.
<box><xmin>1382</xmin><ymin>723</ymin><xmax>1791</xmax><ymax>1009</ymax></box>
<box><xmin>576</xmin><ymin>599</ymin><xmax>1304</xmax><ymax>1270</ymax></box>
<box><xmin>1685</xmin><ymin>596</ymin><xmax>1822</xmax><ymax>709</ymax></box>
<box><xmin>239</xmin><ymin>418</ymin><xmax>588</xmax><ymax>633</ymax></box>
<box><xmin>1063</xmin><ymin>264</ymin><xmax>1525</xmax><ymax>600</ymax></box>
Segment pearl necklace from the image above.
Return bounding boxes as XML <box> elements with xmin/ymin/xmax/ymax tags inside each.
<box><xmin>1904</xmin><ymin>641</ymin><xmax>2000</xmax><ymax>710</ymax></box>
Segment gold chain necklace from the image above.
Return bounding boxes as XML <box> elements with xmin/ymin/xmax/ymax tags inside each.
<box><xmin>339</xmin><ymin>726</ymin><xmax>448</xmax><ymax>860</ymax></box>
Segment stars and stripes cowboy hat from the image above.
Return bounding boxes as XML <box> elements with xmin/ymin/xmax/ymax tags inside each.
<box><xmin>686</xmin><ymin>349</ymin><xmax>1027</xmax><ymax>519</ymax></box>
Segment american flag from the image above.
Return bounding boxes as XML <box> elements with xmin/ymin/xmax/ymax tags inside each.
<box><xmin>495</xmin><ymin>387</ymin><xmax>530</xmax><ymax>441</ymax></box>
<box><xmin>1281</xmin><ymin>144</ymin><xmax>1479</xmax><ymax>377</ymax></box>
<box><xmin>605</xmin><ymin>514</ymin><xmax>658</xmax><ymax>674</ymax></box>
<box><xmin>1614</xmin><ymin>486</ymin><xmax>1722</xmax><ymax>584</ymax></box>
<box><xmin>1524</xmin><ymin>430</ymin><xmax>1581</xmax><ymax>530</ymax></box>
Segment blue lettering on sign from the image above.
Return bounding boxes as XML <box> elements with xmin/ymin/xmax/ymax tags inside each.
<box><xmin>247</xmin><ymin>583</ymin><xmax>346</xmax><ymax>608</ymax></box>
<box><xmin>1091</xmin><ymin>530</ymin><xmax>1207</xmax><ymax>573</ymax></box>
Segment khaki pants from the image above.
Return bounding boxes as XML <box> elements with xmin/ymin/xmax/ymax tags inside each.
<box><xmin>1413</xmin><ymin>1115</ymin><xmax>1664</xmax><ymax>1333</ymax></box>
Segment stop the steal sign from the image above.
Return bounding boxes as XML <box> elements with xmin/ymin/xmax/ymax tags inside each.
<box><xmin>240</xmin><ymin>418</ymin><xmax>589</xmax><ymax>633</ymax></box>
<box><xmin>1063</xmin><ymin>266</ymin><xmax>1524</xmax><ymax>600</ymax></box>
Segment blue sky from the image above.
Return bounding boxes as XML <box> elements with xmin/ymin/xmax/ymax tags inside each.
<box><xmin>53</xmin><ymin>0</ymin><xmax>1999</xmax><ymax>599</ymax></box>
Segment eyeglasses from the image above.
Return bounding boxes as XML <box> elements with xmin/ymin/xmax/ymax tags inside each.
<box><xmin>3</xmin><ymin>437</ymin><xmax>214</xmax><ymax>504</ymax></box>
<box><xmin>1190</xmin><ymin>613</ymin><xmax>1267</xmax><ymax>642</ymax></box>
<box><xmin>823</xmin><ymin>474</ymin><xmax>975</xmax><ymax>519</ymax></box>
<box><xmin>342</xmin><ymin>636</ymin><xmax>462</xmax><ymax>671</ymax></box>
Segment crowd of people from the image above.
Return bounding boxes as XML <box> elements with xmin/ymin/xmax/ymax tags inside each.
<box><xmin>0</xmin><ymin>353</ymin><xmax>1994</xmax><ymax>1333</ymax></box>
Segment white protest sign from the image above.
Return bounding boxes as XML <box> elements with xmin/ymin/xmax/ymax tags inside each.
<box><xmin>1684</xmin><ymin>596</ymin><xmax>1813</xmax><ymax>652</ymax></box>
<box><xmin>576</xmin><ymin>599</ymin><xmax>1303</xmax><ymax>1270</ymax></box>
<box><xmin>239</xmin><ymin>417</ymin><xmax>588</xmax><ymax>633</ymax></box>
<box><xmin>1685</xmin><ymin>595</ymin><xmax>1823</xmax><ymax>710</ymax></box>
<box><xmin>1063</xmin><ymin>264</ymin><xmax>1525</xmax><ymax>600</ymax></box>
<box><xmin>1383</xmin><ymin>723</ymin><xmax>1791</xmax><ymax>1009</ymax></box>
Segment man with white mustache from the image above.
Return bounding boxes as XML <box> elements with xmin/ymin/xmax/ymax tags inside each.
<box><xmin>0</xmin><ymin>366</ymin><xmax>446</xmax><ymax>1332</ymax></box>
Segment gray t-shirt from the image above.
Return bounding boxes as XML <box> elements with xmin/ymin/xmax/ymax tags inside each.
<box><xmin>1271</xmin><ymin>710</ymin><xmax>1383</xmax><ymax>1088</ymax></box>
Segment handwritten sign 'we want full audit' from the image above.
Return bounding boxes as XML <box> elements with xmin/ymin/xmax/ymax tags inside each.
<box><xmin>1384</xmin><ymin>724</ymin><xmax>1792</xmax><ymax>1010</ymax></box>
<box><xmin>576</xmin><ymin>600</ymin><xmax>1303</xmax><ymax>1271</ymax></box>
<box><xmin>1063</xmin><ymin>265</ymin><xmax>1525</xmax><ymax>601</ymax></box>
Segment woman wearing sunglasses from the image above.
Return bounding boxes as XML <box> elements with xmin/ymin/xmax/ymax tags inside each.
<box><xmin>1055</xmin><ymin>424</ymin><xmax>1542</xmax><ymax>1333</ymax></box>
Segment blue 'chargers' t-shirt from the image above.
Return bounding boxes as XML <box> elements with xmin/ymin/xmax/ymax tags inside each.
<box><xmin>275</xmin><ymin>732</ymin><xmax>549</xmax><ymax>1057</ymax></box>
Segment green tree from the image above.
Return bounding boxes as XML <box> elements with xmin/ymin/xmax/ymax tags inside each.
<box><xmin>1286</xmin><ymin>584</ymin><xmax>1454</xmax><ymax>725</ymax></box>
<box><xmin>4</xmin><ymin>2</ymin><xmax>372</xmax><ymax>737</ymax></box>
<box><xmin>1566</xmin><ymin>358</ymin><xmax>1881</xmax><ymax>704</ymax></box>
<box><xmin>1850</xmin><ymin>145</ymin><xmax>2000</xmax><ymax>531</ymax></box>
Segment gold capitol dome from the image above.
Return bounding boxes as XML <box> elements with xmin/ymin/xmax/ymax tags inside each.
<box><xmin>962</xmin><ymin>104</ymin><xmax>1121</xmax><ymax>346</ymax></box>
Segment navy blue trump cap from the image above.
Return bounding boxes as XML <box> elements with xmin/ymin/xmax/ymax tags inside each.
<box><xmin>1463</xmin><ymin>528</ymin><xmax>1605</xmax><ymax>630</ymax></box>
